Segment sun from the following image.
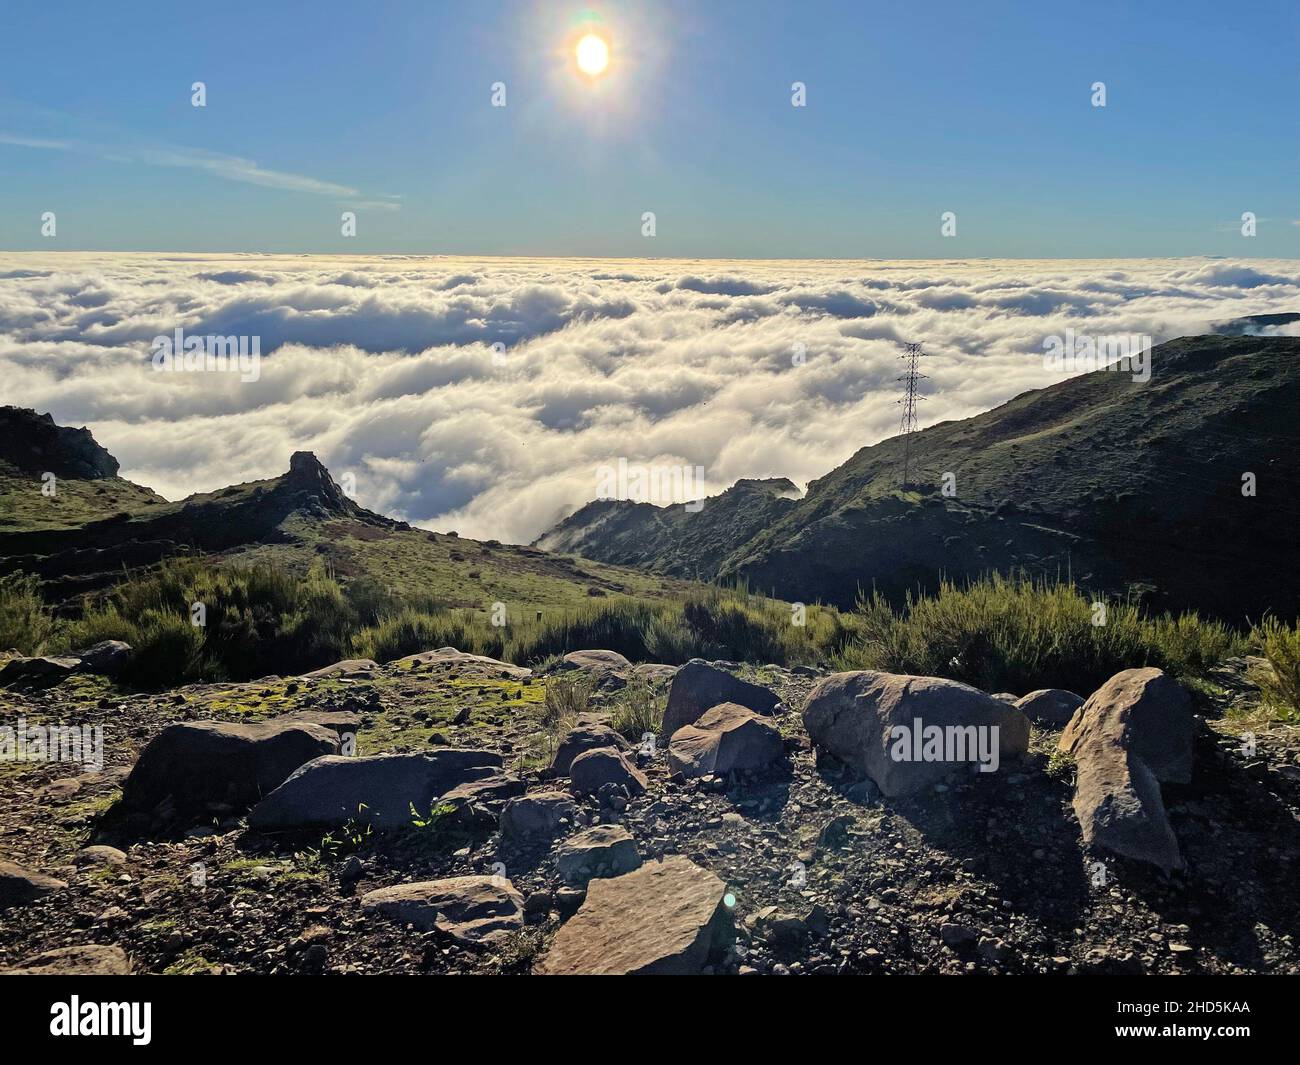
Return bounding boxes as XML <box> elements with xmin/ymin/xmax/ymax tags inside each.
<box><xmin>575</xmin><ymin>32</ymin><xmax>609</xmax><ymax>77</ymax></box>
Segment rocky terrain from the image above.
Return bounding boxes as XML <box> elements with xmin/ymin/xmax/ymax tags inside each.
<box><xmin>535</xmin><ymin>334</ymin><xmax>1300</xmax><ymax>623</ymax></box>
<box><xmin>2</xmin><ymin>644</ymin><xmax>1297</xmax><ymax>976</ymax></box>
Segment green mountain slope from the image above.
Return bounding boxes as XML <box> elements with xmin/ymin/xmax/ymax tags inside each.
<box><xmin>0</xmin><ymin>409</ymin><xmax>679</xmax><ymax>609</ymax></box>
<box><xmin>536</xmin><ymin>335</ymin><xmax>1300</xmax><ymax>623</ymax></box>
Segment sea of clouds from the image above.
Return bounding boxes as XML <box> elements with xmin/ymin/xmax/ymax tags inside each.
<box><xmin>2</xmin><ymin>253</ymin><xmax>1297</xmax><ymax>543</ymax></box>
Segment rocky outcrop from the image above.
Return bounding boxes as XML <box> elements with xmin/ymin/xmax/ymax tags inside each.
<box><xmin>121</xmin><ymin>720</ymin><xmax>340</xmax><ymax>814</ymax></box>
<box><xmin>555</xmin><ymin>825</ymin><xmax>642</xmax><ymax>885</ymax></box>
<box><xmin>395</xmin><ymin>647</ymin><xmax>531</xmax><ymax>679</ymax></box>
<box><xmin>248</xmin><ymin>749</ymin><xmax>502</xmax><ymax>830</ymax></box>
<box><xmin>661</xmin><ymin>660</ymin><xmax>780</xmax><ymax>739</ymax></box>
<box><xmin>0</xmin><ymin>406</ymin><xmax>120</xmax><ymax>478</ymax></box>
<box><xmin>666</xmin><ymin>701</ymin><xmax>784</xmax><ymax>779</ymax></box>
<box><xmin>300</xmin><ymin>658</ymin><xmax>379</xmax><ymax>680</ymax></box>
<box><xmin>801</xmin><ymin>670</ymin><xmax>1031</xmax><ymax>796</ymax></box>
<box><xmin>360</xmin><ymin>876</ymin><xmax>525</xmax><ymax>944</ymax></box>
<box><xmin>1058</xmin><ymin>668</ymin><xmax>1193</xmax><ymax>872</ymax></box>
<box><xmin>534</xmin><ymin>856</ymin><xmax>731</xmax><ymax>975</ymax></box>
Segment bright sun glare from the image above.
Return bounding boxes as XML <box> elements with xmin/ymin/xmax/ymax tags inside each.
<box><xmin>575</xmin><ymin>32</ymin><xmax>609</xmax><ymax>77</ymax></box>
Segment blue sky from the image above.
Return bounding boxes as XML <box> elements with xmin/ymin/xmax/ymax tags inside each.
<box><xmin>0</xmin><ymin>0</ymin><xmax>1296</xmax><ymax>257</ymax></box>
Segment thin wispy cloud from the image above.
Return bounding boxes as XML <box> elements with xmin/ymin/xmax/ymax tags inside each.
<box><xmin>0</xmin><ymin>127</ymin><xmax>398</xmax><ymax>208</ymax></box>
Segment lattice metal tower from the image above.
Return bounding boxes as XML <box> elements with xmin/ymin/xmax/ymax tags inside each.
<box><xmin>897</xmin><ymin>342</ymin><xmax>928</xmax><ymax>488</ymax></box>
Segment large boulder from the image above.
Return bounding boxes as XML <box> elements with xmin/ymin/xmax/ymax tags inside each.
<box><xmin>395</xmin><ymin>647</ymin><xmax>531</xmax><ymax>680</ymax></box>
<box><xmin>360</xmin><ymin>875</ymin><xmax>524</xmax><ymax>944</ymax></box>
<box><xmin>0</xmin><ymin>945</ymin><xmax>132</xmax><ymax>976</ymax></box>
<box><xmin>568</xmin><ymin>747</ymin><xmax>646</xmax><ymax>797</ymax></box>
<box><xmin>801</xmin><ymin>670</ymin><xmax>1030</xmax><ymax>797</ymax></box>
<box><xmin>1015</xmin><ymin>689</ymin><xmax>1084</xmax><ymax>727</ymax></box>
<box><xmin>632</xmin><ymin>663</ymin><xmax>679</xmax><ymax>686</ymax></box>
<box><xmin>535</xmin><ymin>856</ymin><xmax>731</xmax><ymax>975</ymax></box>
<box><xmin>0</xmin><ymin>655</ymin><xmax>80</xmax><ymax>686</ymax></box>
<box><xmin>550</xmin><ymin>715</ymin><xmax>630</xmax><ymax>775</ymax></box>
<box><xmin>121</xmin><ymin>720</ymin><xmax>339</xmax><ymax>813</ymax></box>
<box><xmin>300</xmin><ymin>658</ymin><xmax>380</xmax><ymax>679</ymax></box>
<box><xmin>248</xmin><ymin>749</ymin><xmax>502</xmax><ymax>830</ymax></box>
<box><xmin>440</xmin><ymin>772</ymin><xmax>525</xmax><ymax>810</ymax></box>
<box><xmin>440</xmin><ymin>772</ymin><xmax>526</xmax><ymax>826</ymax></box>
<box><xmin>561</xmin><ymin>650</ymin><xmax>632</xmax><ymax>673</ymax></box>
<box><xmin>555</xmin><ymin>825</ymin><xmax>642</xmax><ymax>885</ymax></box>
<box><xmin>559</xmin><ymin>650</ymin><xmax>632</xmax><ymax>690</ymax></box>
<box><xmin>500</xmin><ymin>792</ymin><xmax>577</xmax><ymax>845</ymax></box>
<box><xmin>73</xmin><ymin>640</ymin><xmax>134</xmax><ymax>676</ymax></box>
<box><xmin>0</xmin><ymin>860</ymin><xmax>67</xmax><ymax>909</ymax></box>
<box><xmin>661</xmin><ymin>660</ymin><xmax>779</xmax><ymax>739</ymax></box>
<box><xmin>1058</xmin><ymin>668</ymin><xmax>1192</xmax><ymax>872</ymax></box>
<box><xmin>666</xmin><ymin>702</ymin><xmax>784</xmax><ymax>779</ymax></box>
<box><xmin>1060</xmin><ymin>668</ymin><xmax>1193</xmax><ymax>784</ymax></box>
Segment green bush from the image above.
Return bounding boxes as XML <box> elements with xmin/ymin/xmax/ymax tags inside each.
<box><xmin>59</xmin><ymin>557</ymin><xmax>393</xmax><ymax>687</ymax></box>
<box><xmin>121</xmin><ymin>609</ymin><xmax>204</xmax><ymax>688</ymax></box>
<box><xmin>541</xmin><ymin>672</ymin><xmax>592</xmax><ymax>731</ymax></box>
<box><xmin>833</xmin><ymin>574</ymin><xmax>1244</xmax><ymax>696</ymax></box>
<box><xmin>609</xmin><ymin>678</ymin><xmax>663</xmax><ymax>739</ymax></box>
<box><xmin>0</xmin><ymin>572</ymin><xmax>58</xmax><ymax>654</ymax></box>
<box><xmin>1251</xmin><ymin>617</ymin><xmax>1300</xmax><ymax>721</ymax></box>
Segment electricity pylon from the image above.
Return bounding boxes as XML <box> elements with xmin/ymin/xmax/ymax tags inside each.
<box><xmin>897</xmin><ymin>342</ymin><xmax>928</xmax><ymax>488</ymax></box>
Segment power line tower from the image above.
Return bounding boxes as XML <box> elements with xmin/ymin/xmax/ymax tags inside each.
<box><xmin>896</xmin><ymin>341</ymin><xmax>928</xmax><ymax>488</ymax></box>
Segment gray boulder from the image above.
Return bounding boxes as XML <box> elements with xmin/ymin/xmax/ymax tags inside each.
<box><xmin>801</xmin><ymin>670</ymin><xmax>1031</xmax><ymax>796</ymax></box>
<box><xmin>301</xmin><ymin>658</ymin><xmax>379</xmax><ymax>680</ymax></box>
<box><xmin>500</xmin><ymin>791</ymin><xmax>577</xmax><ymax>844</ymax></box>
<box><xmin>1058</xmin><ymin>668</ymin><xmax>1192</xmax><ymax>871</ymax></box>
<box><xmin>0</xmin><ymin>655</ymin><xmax>80</xmax><ymax>686</ymax></box>
<box><xmin>561</xmin><ymin>649</ymin><xmax>631</xmax><ymax>672</ymax></box>
<box><xmin>632</xmin><ymin>663</ymin><xmax>679</xmax><ymax>686</ymax></box>
<box><xmin>0</xmin><ymin>860</ymin><xmax>67</xmax><ymax>909</ymax></box>
<box><xmin>73</xmin><ymin>846</ymin><xmax>128</xmax><ymax>868</ymax></box>
<box><xmin>569</xmin><ymin>747</ymin><xmax>646</xmax><ymax>797</ymax></box>
<box><xmin>122</xmin><ymin>720</ymin><xmax>339</xmax><ymax>813</ymax></box>
<box><xmin>395</xmin><ymin>647</ymin><xmax>531</xmax><ymax>679</ymax></box>
<box><xmin>555</xmin><ymin>825</ymin><xmax>642</xmax><ymax>885</ymax></box>
<box><xmin>248</xmin><ymin>749</ymin><xmax>501</xmax><ymax>830</ymax></box>
<box><xmin>661</xmin><ymin>660</ymin><xmax>779</xmax><ymax>739</ymax></box>
<box><xmin>360</xmin><ymin>875</ymin><xmax>525</xmax><ymax>944</ymax></box>
<box><xmin>666</xmin><ymin>702</ymin><xmax>783</xmax><ymax>779</ymax></box>
<box><xmin>550</xmin><ymin>715</ymin><xmax>630</xmax><ymax>775</ymax></box>
<box><xmin>535</xmin><ymin>856</ymin><xmax>731</xmax><ymax>975</ymax></box>
<box><xmin>73</xmin><ymin>640</ymin><xmax>134</xmax><ymax>676</ymax></box>
<box><xmin>1015</xmin><ymin>689</ymin><xmax>1085</xmax><ymax>727</ymax></box>
<box><xmin>1061</xmin><ymin>667</ymin><xmax>1193</xmax><ymax>784</ymax></box>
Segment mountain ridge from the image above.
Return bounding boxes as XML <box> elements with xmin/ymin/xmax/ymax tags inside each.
<box><xmin>535</xmin><ymin>334</ymin><xmax>1300</xmax><ymax>623</ymax></box>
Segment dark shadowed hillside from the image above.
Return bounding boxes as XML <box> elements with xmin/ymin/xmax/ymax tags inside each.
<box><xmin>537</xmin><ymin>335</ymin><xmax>1300</xmax><ymax>623</ymax></box>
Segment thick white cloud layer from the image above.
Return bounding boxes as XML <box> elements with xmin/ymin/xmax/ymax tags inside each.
<box><xmin>2</xmin><ymin>253</ymin><xmax>1297</xmax><ymax>543</ymax></box>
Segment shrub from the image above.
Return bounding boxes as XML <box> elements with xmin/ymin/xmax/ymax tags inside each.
<box><xmin>0</xmin><ymin>572</ymin><xmax>57</xmax><ymax>654</ymax></box>
<box><xmin>1251</xmin><ymin>617</ymin><xmax>1300</xmax><ymax>721</ymax></box>
<box><xmin>833</xmin><ymin>574</ymin><xmax>1243</xmax><ymax>696</ymax></box>
<box><xmin>541</xmin><ymin>672</ymin><xmax>592</xmax><ymax>732</ymax></box>
<box><xmin>609</xmin><ymin>678</ymin><xmax>663</xmax><ymax>739</ymax></box>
